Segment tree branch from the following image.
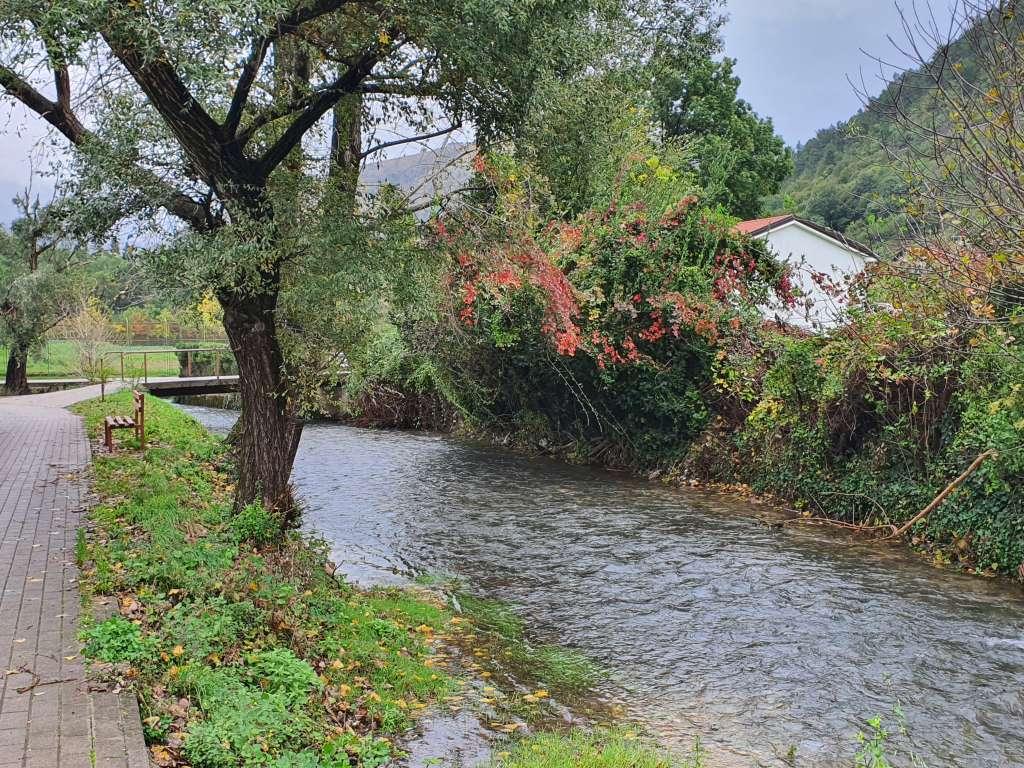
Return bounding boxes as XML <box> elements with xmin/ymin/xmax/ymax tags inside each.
<box><xmin>225</xmin><ymin>1</ymin><xmax>362</xmax><ymax>137</ymax></box>
<box><xmin>0</xmin><ymin>65</ymin><xmax>214</xmax><ymax>231</ymax></box>
<box><xmin>225</xmin><ymin>37</ymin><xmax>272</xmax><ymax>137</ymax></box>
<box><xmin>54</xmin><ymin>66</ymin><xmax>71</xmax><ymax>112</ymax></box>
<box><xmin>357</xmin><ymin>81</ymin><xmax>439</xmax><ymax>97</ymax></box>
<box><xmin>102</xmin><ymin>29</ymin><xmax>243</xmax><ymax>185</ymax></box>
<box><xmin>889</xmin><ymin>449</ymin><xmax>997</xmax><ymax>538</ymax></box>
<box><xmin>236</xmin><ymin>60</ymin><xmax>419</xmax><ymax>148</ymax></box>
<box><xmin>258</xmin><ymin>50</ymin><xmax>380</xmax><ymax>175</ymax></box>
<box><xmin>0</xmin><ymin>65</ymin><xmax>87</xmax><ymax>144</ymax></box>
<box><xmin>360</xmin><ymin>123</ymin><xmax>462</xmax><ymax>159</ymax></box>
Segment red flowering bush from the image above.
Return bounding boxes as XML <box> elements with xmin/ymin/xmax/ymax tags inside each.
<box><xmin>435</xmin><ymin>153</ymin><xmax>790</xmax><ymax>463</ymax></box>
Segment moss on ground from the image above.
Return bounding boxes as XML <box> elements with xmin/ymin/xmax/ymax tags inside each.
<box><xmin>72</xmin><ymin>392</ymin><xmax>685</xmax><ymax>767</ymax></box>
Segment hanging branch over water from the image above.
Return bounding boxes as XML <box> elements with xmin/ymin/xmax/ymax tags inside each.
<box><xmin>780</xmin><ymin>449</ymin><xmax>997</xmax><ymax>538</ymax></box>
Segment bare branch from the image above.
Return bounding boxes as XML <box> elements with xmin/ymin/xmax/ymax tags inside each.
<box><xmin>360</xmin><ymin>123</ymin><xmax>462</xmax><ymax>159</ymax></box>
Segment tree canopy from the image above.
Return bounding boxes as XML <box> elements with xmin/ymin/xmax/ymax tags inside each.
<box><xmin>653</xmin><ymin>55</ymin><xmax>791</xmax><ymax>219</ymax></box>
<box><xmin>0</xmin><ymin>0</ymin><xmax>726</xmax><ymax>519</ymax></box>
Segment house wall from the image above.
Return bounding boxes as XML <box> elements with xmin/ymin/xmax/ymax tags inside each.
<box><xmin>758</xmin><ymin>222</ymin><xmax>868</xmax><ymax>330</ymax></box>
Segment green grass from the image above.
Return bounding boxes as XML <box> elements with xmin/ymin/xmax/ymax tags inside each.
<box><xmin>73</xmin><ymin>392</ymin><xmax>455</xmax><ymax>767</ymax></box>
<box><xmin>493</xmin><ymin>730</ymin><xmax>705</xmax><ymax>768</ymax></box>
<box><xmin>4</xmin><ymin>340</ymin><xmax>225</xmax><ymax>379</ymax></box>
<box><xmin>71</xmin><ymin>393</ymin><xmax>685</xmax><ymax>768</ymax></box>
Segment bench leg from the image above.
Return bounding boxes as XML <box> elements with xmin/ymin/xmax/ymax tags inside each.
<box><xmin>104</xmin><ymin>422</ymin><xmax>114</xmax><ymax>453</ymax></box>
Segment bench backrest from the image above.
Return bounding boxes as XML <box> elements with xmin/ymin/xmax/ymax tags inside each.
<box><xmin>132</xmin><ymin>390</ymin><xmax>145</xmax><ymax>446</ymax></box>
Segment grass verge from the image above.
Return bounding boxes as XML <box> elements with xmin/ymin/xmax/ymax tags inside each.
<box><xmin>74</xmin><ymin>392</ymin><xmax>454</xmax><ymax>767</ymax></box>
<box><xmin>72</xmin><ymin>392</ymin><xmax>690</xmax><ymax>768</ymax></box>
<box><xmin>494</xmin><ymin>730</ymin><xmax>705</xmax><ymax>768</ymax></box>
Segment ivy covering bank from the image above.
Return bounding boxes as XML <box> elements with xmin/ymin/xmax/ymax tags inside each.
<box><xmin>72</xmin><ymin>392</ymin><xmax>690</xmax><ymax>768</ymax></box>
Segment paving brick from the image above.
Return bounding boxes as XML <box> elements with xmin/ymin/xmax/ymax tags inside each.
<box><xmin>0</xmin><ymin>727</ymin><xmax>26</xmax><ymax>748</ymax></box>
<box><xmin>0</xmin><ymin>385</ymin><xmax>146</xmax><ymax>767</ymax></box>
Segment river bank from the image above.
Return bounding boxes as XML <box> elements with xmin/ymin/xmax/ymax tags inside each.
<box><xmin>72</xmin><ymin>392</ymin><xmax>700</xmax><ymax>768</ymax></box>
<box><xmin>177</xmin><ymin>400</ymin><xmax>1024</xmax><ymax>768</ymax></box>
<box><xmin>180</xmin><ymin>392</ymin><xmax>1024</xmax><ymax>588</ymax></box>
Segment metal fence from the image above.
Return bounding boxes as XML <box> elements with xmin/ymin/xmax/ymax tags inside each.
<box><xmin>113</xmin><ymin>346</ymin><xmax>236</xmax><ymax>383</ymax></box>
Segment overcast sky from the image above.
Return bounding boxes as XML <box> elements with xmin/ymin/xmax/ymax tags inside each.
<box><xmin>724</xmin><ymin>0</ymin><xmax>955</xmax><ymax>146</ymax></box>
<box><xmin>0</xmin><ymin>1</ymin><xmax>955</xmax><ymax>225</ymax></box>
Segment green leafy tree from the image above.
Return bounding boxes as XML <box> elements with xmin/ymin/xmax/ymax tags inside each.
<box><xmin>0</xmin><ymin>0</ymin><xmax>715</xmax><ymax>519</ymax></box>
<box><xmin>0</xmin><ymin>196</ymin><xmax>82</xmax><ymax>394</ymax></box>
<box><xmin>514</xmin><ymin>3</ymin><xmax>725</xmax><ymax>216</ymax></box>
<box><xmin>653</xmin><ymin>56</ymin><xmax>792</xmax><ymax>218</ymax></box>
<box><xmin>422</xmin><ymin>147</ymin><xmax>787</xmax><ymax>465</ymax></box>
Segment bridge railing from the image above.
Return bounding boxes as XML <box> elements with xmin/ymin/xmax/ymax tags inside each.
<box><xmin>113</xmin><ymin>346</ymin><xmax>236</xmax><ymax>384</ymax></box>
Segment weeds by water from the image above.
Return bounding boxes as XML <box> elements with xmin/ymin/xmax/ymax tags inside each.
<box><xmin>492</xmin><ymin>730</ymin><xmax>706</xmax><ymax>768</ymax></box>
<box><xmin>454</xmin><ymin>594</ymin><xmax>604</xmax><ymax>693</ymax></box>
<box><xmin>855</xmin><ymin>703</ymin><xmax>929</xmax><ymax>768</ymax></box>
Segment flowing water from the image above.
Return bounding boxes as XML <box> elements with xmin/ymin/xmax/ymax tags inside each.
<box><xmin>180</xmin><ymin>405</ymin><xmax>1024</xmax><ymax>768</ymax></box>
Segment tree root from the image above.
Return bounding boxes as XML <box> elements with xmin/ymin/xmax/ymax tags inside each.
<box><xmin>780</xmin><ymin>517</ymin><xmax>897</xmax><ymax>535</ymax></box>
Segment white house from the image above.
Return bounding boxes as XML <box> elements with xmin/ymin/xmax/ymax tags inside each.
<box><xmin>735</xmin><ymin>214</ymin><xmax>876</xmax><ymax>330</ymax></box>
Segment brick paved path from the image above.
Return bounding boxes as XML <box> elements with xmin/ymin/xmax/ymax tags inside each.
<box><xmin>0</xmin><ymin>385</ymin><xmax>147</xmax><ymax>768</ymax></box>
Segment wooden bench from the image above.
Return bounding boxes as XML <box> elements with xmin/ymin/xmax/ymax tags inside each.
<box><xmin>104</xmin><ymin>390</ymin><xmax>146</xmax><ymax>452</ymax></box>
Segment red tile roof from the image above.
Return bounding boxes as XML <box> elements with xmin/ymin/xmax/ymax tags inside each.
<box><xmin>733</xmin><ymin>214</ymin><xmax>877</xmax><ymax>260</ymax></box>
<box><xmin>733</xmin><ymin>215</ymin><xmax>795</xmax><ymax>236</ymax></box>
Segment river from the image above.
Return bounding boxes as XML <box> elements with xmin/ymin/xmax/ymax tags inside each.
<box><xmin>179</xmin><ymin>404</ymin><xmax>1024</xmax><ymax>768</ymax></box>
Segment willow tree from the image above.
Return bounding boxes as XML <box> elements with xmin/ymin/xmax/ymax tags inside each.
<box><xmin>0</xmin><ymin>0</ymin><xmax>719</xmax><ymax>518</ymax></box>
<box><xmin>1</xmin><ymin>196</ymin><xmax>82</xmax><ymax>394</ymax></box>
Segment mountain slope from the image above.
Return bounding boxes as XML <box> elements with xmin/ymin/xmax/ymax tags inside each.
<box><xmin>775</xmin><ymin>14</ymin><xmax>988</xmax><ymax>248</ymax></box>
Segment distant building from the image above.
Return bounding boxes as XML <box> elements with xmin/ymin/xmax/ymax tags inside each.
<box><xmin>735</xmin><ymin>214</ymin><xmax>876</xmax><ymax>330</ymax></box>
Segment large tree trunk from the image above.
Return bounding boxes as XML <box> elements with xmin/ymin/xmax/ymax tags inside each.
<box><xmin>221</xmin><ymin>292</ymin><xmax>303</xmax><ymax>524</ymax></box>
<box><xmin>4</xmin><ymin>346</ymin><xmax>29</xmax><ymax>395</ymax></box>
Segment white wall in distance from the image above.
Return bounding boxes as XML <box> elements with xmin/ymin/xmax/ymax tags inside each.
<box><xmin>759</xmin><ymin>221</ymin><xmax>867</xmax><ymax>330</ymax></box>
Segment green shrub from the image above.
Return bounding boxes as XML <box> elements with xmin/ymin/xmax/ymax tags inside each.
<box><xmin>271</xmin><ymin>736</ymin><xmax>391</xmax><ymax>768</ymax></box>
<box><xmin>160</xmin><ymin>598</ymin><xmax>255</xmax><ymax>661</ymax></box>
<box><xmin>231</xmin><ymin>503</ymin><xmax>282</xmax><ymax>548</ymax></box>
<box><xmin>183</xmin><ymin>689</ymin><xmax>315</xmax><ymax>768</ymax></box>
<box><xmin>126</xmin><ymin>538</ymin><xmax>238</xmax><ymax>593</ymax></box>
<box><xmin>82</xmin><ymin>616</ymin><xmax>156</xmax><ymax>664</ymax></box>
<box><xmin>246</xmin><ymin>649</ymin><xmax>321</xmax><ymax>706</ymax></box>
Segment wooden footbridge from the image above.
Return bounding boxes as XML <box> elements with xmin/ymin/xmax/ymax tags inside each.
<box><xmin>143</xmin><ymin>375</ymin><xmax>240</xmax><ymax>397</ymax></box>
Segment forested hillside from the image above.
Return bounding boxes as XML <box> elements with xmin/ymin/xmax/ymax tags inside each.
<box><xmin>776</xmin><ymin>15</ymin><xmax>985</xmax><ymax>248</ymax></box>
